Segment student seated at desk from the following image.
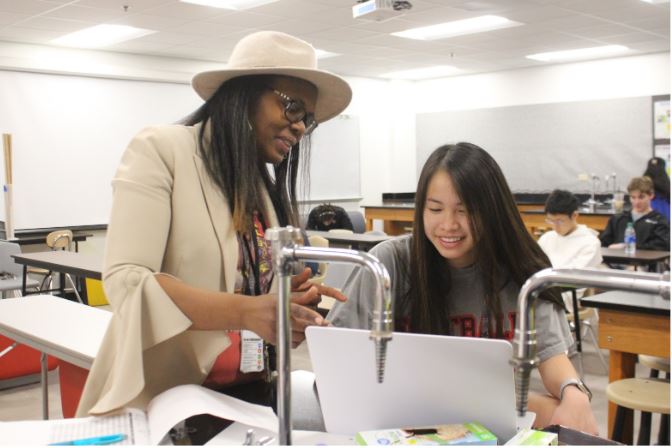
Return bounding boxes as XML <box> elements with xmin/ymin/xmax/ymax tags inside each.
<box><xmin>599</xmin><ymin>176</ymin><xmax>670</xmax><ymax>251</ymax></box>
<box><xmin>76</xmin><ymin>31</ymin><xmax>349</xmax><ymax>431</ymax></box>
<box><xmin>328</xmin><ymin>143</ymin><xmax>598</xmax><ymax>435</ymax></box>
<box><xmin>538</xmin><ymin>190</ymin><xmax>603</xmax><ymax>270</ymax></box>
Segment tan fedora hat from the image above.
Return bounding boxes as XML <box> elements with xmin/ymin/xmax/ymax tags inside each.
<box><xmin>192</xmin><ymin>31</ymin><xmax>352</xmax><ymax>123</ymax></box>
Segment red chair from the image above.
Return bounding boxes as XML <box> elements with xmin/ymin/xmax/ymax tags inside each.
<box><xmin>0</xmin><ymin>335</ymin><xmax>58</xmax><ymax>386</ymax></box>
<box><xmin>58</xmin><ymin>360</ymin><xmax>89</xmax><ymax>418</ymax></box>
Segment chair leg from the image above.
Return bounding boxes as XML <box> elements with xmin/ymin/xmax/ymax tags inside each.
<box><xmin>612</xmin><ymin>405</ymin><xmax>631</xmax><ymax>443</ymax></box>
<box><xmin>659</xmin><ymin>413</ymin><xmax>670</xmax><ymax>445</ymax></box>
<box><xmin>638</xmin><ymin>412</ymin><xmax>652</xmax><ymax>445</ymax></box>
<box><xmin>39</xmin><ymin>271</ymin><xmax>53</xmax><ymax>291</ymax></box>
<box><xmin>64</xmin><ymin>274</ymin><xmax>83</xmax><ymax>304</ymax></box>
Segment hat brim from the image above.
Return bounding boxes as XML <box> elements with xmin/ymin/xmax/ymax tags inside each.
<box><xmin>192</xmin><ymin>67</ymin><xmax>352</xmax><ymax>123</ymax></box>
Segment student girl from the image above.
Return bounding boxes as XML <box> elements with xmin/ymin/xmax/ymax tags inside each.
<box><xmin>328</xmin><ymin>143</ymin><xmax>598</xmax><ymax>435</ymax></box>
<box><xmin>77</xmin><ymin>31</ymin><xmax>350</xmax><ymax>424</ymax></box>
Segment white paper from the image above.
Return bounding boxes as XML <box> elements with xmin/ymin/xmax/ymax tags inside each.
<box><xmin>146</xmin><ymin>384</ymin><xmax>278</xmax><ymax>445</ymax></box>
<box><xmin>0</xmin><ymin>410</ymin><xmax>149</xmax><ymax>446</ymax></box>
<box><xmin>0</xmin><ymin>385</ymin><xmax>277</xmax><ymax>446</ymax></box>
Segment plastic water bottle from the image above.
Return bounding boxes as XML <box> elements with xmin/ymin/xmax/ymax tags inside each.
<box><xmin>624</xmin><ymin>223</ymin><xmax>636</xmax><ymax>255</ymax></box>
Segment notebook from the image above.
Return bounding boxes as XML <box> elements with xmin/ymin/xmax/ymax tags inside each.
<box><xmin>306</xmin><ymin>326</ymin><xmax>519</xmax><ymax>442</ymax></box>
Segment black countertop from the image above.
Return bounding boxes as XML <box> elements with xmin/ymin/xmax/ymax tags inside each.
<box><xmin>581</xmin><ymin>291</ymin><xmax>670</xmax><ymax>316</ymax></box>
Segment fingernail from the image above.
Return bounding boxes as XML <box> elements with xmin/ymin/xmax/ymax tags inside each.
<box><xmin>315</xmin><ymin>316</ymin><xmax>323</xmax><ymax>325</ymax></box>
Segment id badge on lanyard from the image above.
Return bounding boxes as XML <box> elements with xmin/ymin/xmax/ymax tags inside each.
<box><xmin>240</xmin><ymin>330</ymin><xmax>264</xmax><ymax>373</ymax></box>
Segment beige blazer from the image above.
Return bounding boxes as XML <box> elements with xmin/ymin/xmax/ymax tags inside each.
<box><xmin>77</xmin><ymin>124</ymin><xmax>279</xmax><ymax>416</ymax></box>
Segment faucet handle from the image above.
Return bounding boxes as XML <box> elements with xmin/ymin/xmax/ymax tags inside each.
<box><xmin>265</xmin><ymin>226</ymin><xmax>303</xmax><ymax>244</ymax></box>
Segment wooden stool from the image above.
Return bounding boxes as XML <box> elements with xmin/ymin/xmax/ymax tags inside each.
<box><xmin>638</xmin><ymin>355</ymin><xmax>670</xmax><ymax>445</ymax></box>
<box><xmin>607</xmin><ymin>378</ymin><xmax>670</xmax><ymax>444</ymax></box>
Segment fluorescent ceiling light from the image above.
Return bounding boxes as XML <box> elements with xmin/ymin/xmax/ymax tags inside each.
<box><xmin>180</xmin><ymin>0</ymin><xmax>278</xmax><ymax>9</ymax></box>
<box><xmin>526</xmin><ymin>45</ymin><xmax>630</xmax><ymax>62</ymax></box>
<box><xmin>51</xmin><ymin>24</ymin><xmax>155</xmax><ymax>48</ymax></box>
<box><xmin>392</xmin><ymin>15</ymin><xmax>522</xmax><ymax>40</ymax></box>
<box><xmin>381</xmin><ymin>65</ymin><xmax>462</xmax><ymax>80</ymax></box>
<box><xmin>315</xmin><ymin>49</ymin><xmax>339</xmax><ymax>59</ymax></box>
<box><xmin>640</xmin><ymin>0</ymin><xmax>669</xmax><ymax>4</ymax></box>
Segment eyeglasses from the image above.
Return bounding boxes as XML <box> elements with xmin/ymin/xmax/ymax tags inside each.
<box><xmin>544</xmin><ymin>217</ymin><xmax>569</xmax><ymax>226</ymax></box>
<box><xmin>270</xmin><ymin>89</ymin><xmax>318</xmax><ymax>135</ymax></box>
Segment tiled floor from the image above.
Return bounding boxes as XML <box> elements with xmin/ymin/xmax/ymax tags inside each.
<box><xmin>0</xmin><ymin>322</ymin><xmax>662</xmax><ymax>443</ymax></box>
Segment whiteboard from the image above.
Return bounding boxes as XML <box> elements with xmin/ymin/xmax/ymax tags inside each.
<box><xmin>0</xmin><ymin>70</ymin><xmax>360</xmax><ymax>230</ymax></box>
<box><xmin>416</xmin><ymin>97</ymin><xmax>652</xmax><ymax>193</ymax></box>
<box><xmin>300</xmin><ymin>114</ymin><xmax>360</xmax><ymax>201</ymax></box>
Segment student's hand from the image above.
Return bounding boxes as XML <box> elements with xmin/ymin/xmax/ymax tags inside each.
<box><xmin>608</xmin><ymin>243</ymin><xmax>625</xmax><ymax>249</ymax></box>
<box><xmin>242</xmin><ymin>288</ymin><xmax>329</xmax><ymax>348</ymax></box>
<box><xmin>548</xmin><ymin>387</ymin><xmax>599</xmax><ymax>435</ymax></box>
<box><xmin>291</xmin><ymin>267</ymin><xmax>347</xmax><ymax>304</ymax></box>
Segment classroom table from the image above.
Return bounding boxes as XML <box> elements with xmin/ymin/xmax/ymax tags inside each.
<box><xmin>7</xmin><ymin>232</ymin><xmax>93</xmax><ymax>252</ymax></box>
<box><xmin>363</xmin><ymin>202</ymin><xmax>613</xmax><ymax>237</ymax></box>
<box><xmin>362</xmin><ymin>203</ymin><xmax>414</xmax><ymax>235</ymax></box>
<box><xmin>306</xmin><ymin>230</ymin><xmax>392</xmax><ymax>251</ymax></box>
<box><xmin>600</xmin><ymin>247</ymin><xmax>670</xmax><ymax>272</ymax></box>
<box><xmin>580</xmin><ymin>291</ymin><xmax>670</xmax><ymax>444</ymax></box>
<box><xmin>0</xmin><ymin>295</ymin><xmax>111</xmax><ymax>419</ymax></box>
<box><xmin>12</xmin><ymin>251</ymin><xmax>102</xmax><ymax>299</ymax></box>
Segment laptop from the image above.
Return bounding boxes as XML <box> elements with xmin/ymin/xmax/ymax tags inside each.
<box><xmin>306</xmin><ymin>326</ymin><xmax>519</xmax><ymax>442</ymax></box>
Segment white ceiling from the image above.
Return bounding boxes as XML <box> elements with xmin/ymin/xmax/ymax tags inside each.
<box><xmin>0</xmin><ymin>0</ymin><xmax>669</xmax><ymax>79</ymax></box>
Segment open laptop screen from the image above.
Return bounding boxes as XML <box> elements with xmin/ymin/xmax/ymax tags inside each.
<box><xmin>306</xmin><ymin>326</ymin><xmax>518</xmax><ymax>442</ymax></box>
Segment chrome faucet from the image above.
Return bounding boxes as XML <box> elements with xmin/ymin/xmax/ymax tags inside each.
<box><xmin>511</xmin><ymin>268</ymin><xmax>670</xmax><ymax>417</ymax></box>
<box><xmin>266</xmin><ymin>226</ymin><xmax>394</xmax><ymax>445</ymax></box>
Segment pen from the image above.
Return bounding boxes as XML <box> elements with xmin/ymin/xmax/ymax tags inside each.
<box><xmin>49</xmin><ymin>433</ymin><xmax>127</xmax><ymax>446</ymax></box>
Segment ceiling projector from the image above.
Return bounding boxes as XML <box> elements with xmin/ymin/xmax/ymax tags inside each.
<box><xmin>352</xmin><ymin>0</ymin><xmax>412</xmax><ymax>22</ymax></box>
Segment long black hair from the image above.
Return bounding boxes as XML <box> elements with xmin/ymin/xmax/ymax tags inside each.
<box><xmin>183</xmin><ymin>75</ymin><xmax>310</xmax><ymax>232</ymax></box>
<box><xmin>404</xmin><ymin>143</ymin><xmax>562</xmax><ymax>336</ymax></box>
<box><xmin>643</xmin><ymin>157</ymin><xmax>670</xmax><ymax>201</ymax></box>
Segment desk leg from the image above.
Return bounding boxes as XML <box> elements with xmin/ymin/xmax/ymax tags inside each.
<box><xmin>365</xmin><ymin>217</ymin><xmax>373</xmax><ymax>232</ymax></box>
<box><xmin>608</xmin><ymin>350</ymin><xmax>636</xmax><ymax>443</ymax></box>
<box><xmin>21</xmin><ymin>265</ymin><xmax>27</xmax><ymax>295</ymax></box>
<box><xmin>41</xmin><ymin>352</ymin><xmax>49</xmax><ymax>420</ymax></box>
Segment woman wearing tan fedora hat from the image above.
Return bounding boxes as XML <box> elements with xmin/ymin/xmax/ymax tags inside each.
<box><xmin>76</xmin><ymin>31</ymin><xmax>352</xmax><ymax>434</ymax></box>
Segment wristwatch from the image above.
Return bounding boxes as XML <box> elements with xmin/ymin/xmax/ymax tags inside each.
<box><xmin>559</xmin><ymin>378</ymin><xmax>593</xmax><ymax>402</ymax></box>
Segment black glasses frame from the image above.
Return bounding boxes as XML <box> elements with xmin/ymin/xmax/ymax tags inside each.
<box><xmin>271</xmin><ymin>89</ymin><xmax>318</xmax><ymax>135</ymax></box>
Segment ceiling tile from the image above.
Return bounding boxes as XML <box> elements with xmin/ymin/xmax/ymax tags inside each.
<box><xmin>0</xmin><ymin>0</ymin><xmax>61</xmax><ymax>15</ymax></box>
<box><xmin>109</xmin><ymin>13</ymin><xmax>191</xmax><ymax>30</ymax></box>
<box><xmin>0</xmin><ymin>11</ymin><xmax>29</xmax><ymax>26</ymax></box>
<box><xmin>43</xmin><ymin>5</ymin><xmax>127</xmax><ymax>22</ymax></box>
<box><xmin>0</xmin><ymin>0</ymin><xmax>666</xmax><ymax>81</ymax></box>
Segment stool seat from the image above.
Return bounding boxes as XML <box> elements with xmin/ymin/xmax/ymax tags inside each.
<box><xmin>607</xmin><ymin>378</ymin><xmax>670</xmax><ymax>414</ymax></box>
<box><xmin>639</xmin><ymin>355</ymin><xmax>670</xmax><ymax>373</ymax></box>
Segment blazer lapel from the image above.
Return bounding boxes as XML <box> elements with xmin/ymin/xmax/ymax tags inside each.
<box><xmin>192</xmin><ymin>128</ymin><xmax>238</xmax><ymax>293</ymax></box>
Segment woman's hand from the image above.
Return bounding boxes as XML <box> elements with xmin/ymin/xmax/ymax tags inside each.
<box><xmin>548</xmin><ymin>387</ymin><xmax>599</xmax><ymax>435</ymax></box>
<box><xmin>608</xmin><ymin>243</ymin><xmax>625</xmax><ymax>249</ymax></box>
<box><xmin>291</xmin><ymin>267</ymin><xmax>347</xmax><ymax>306</ymax></box>
<box><xmin>242</xmin><ymin>286</ymin><xmax>330</xmax><ymax>348</ymax></box>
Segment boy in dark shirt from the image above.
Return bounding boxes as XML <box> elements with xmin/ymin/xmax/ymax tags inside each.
<box><xmin>599</xmin><ymin>176</ymin><xmax>670</xmax><ymax>251</ymax></box>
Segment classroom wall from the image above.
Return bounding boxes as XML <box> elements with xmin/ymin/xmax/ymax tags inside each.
<box><xmin>0</xmin><ymin>41</ymin><xmax>668</xmax><ymax>242</ymax></box>
<box><xmin>403</xmin><ymin>52</ymin><xmax>669</xmax><ymax>193</ymax></box>
<box><xmin>365</xmin><ymin>52</ymin><xmax>670</xmax><ymax>205</ymax></box>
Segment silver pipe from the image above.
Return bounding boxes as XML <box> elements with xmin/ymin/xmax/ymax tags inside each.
<box><xmin>512</xmin><ymin>267</ymin><xmax>670</xmax><ymax>417</ymax></box>
<box><xmin>267</xmin><ymin>227</ymin><xmax>394</xmax><ymax>445</ymax></box>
